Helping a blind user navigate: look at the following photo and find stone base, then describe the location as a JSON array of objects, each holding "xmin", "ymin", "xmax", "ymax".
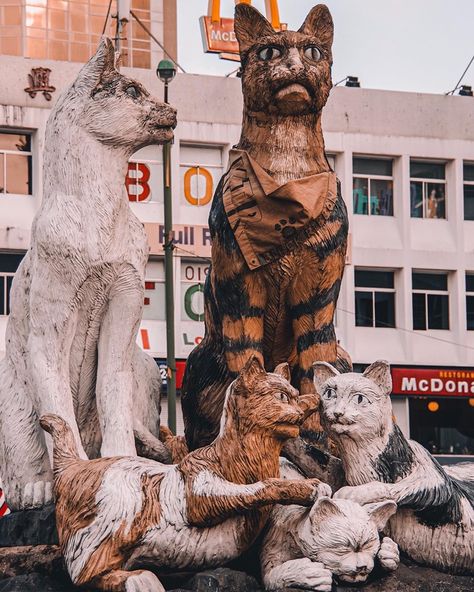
[{"xmin": 0, "ymin": 557, "xmax": 473, "ymax": 592}]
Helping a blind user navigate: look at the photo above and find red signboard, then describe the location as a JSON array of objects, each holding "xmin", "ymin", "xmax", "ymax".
[{"xmin": 391, "ymin": 367, "xmax": 474, "ymax": 397}]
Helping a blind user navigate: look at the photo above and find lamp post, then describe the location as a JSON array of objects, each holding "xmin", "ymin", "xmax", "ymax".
[{"xmin": 157, "ymin": 59, "xmax": 177, "ymax": 433}]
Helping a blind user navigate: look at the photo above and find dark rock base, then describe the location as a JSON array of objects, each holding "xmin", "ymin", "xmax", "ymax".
[{"xmin": 1, "ymin": 560, "xmax": 473, "ymax": 592}]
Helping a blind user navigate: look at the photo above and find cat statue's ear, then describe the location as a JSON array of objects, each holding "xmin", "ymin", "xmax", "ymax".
[
  {"xmin": 313, "ymin": 361, "xmax": 339, "ymax": 393},
  {"xmin": 365, "ymin": 500, "xmax": 397, "ymax": 531},
  {"xmin": 309, "ymin": 496, "xmax": 342, "ymax": 523},
  {"xmin": 274, "ymin": 362, "xmax": 291, "ymax": 382},
  {"xmin": 363, "ymin": 360, "xmax": 392, "ymax": 396},
  {"xmin": 74, "ymin": 37, "xmax": 116, "ymax": 94},
  {"xmin": 234, "ymin": 3, "xmax": 275, "ymax": 54},
  {"xmin": 239, "ymin": 355, "xmax": 266, "ymax": 388},
  {"xmin": 298, "ymin": 4, "xmax": 334, "ymax": 51}
]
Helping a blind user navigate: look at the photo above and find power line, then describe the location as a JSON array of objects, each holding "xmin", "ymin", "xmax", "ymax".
[
  {"xmin": 101, "ymin": 0, "xmax": 113, "ymax": 36},
  {"xmin": 336, "ymin": 305, "xmax": 474, "ymax": 352},
  {"xmin": 446, "ymin": 54, "xmax": 474, "ymax": 95},
  {"xmin": 130, "ymin": 10, "xmax": 186, "ymax": 73}
]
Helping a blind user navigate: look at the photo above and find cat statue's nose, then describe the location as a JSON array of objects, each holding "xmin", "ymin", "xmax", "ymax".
[{"xmin": 287, "ymin": 47, "xmax": 304, "ymax": 73}]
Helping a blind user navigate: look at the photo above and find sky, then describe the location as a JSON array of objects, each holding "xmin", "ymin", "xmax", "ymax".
[{"xmin": 177, "ymin": 0, "xmax": 474, "ymax": 95}]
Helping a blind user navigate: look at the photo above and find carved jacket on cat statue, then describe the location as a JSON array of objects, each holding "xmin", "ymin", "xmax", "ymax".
[
  {"xmin": 314, "ymin": 360, "xmax": 474, "ymax": 575},
  {"xmin": 182, "ymin": 3, "xmax": 349, "ymax": 452},
  {"xmin": 40, "ymin": 358, "xmax": 330, "ymax": 592}
]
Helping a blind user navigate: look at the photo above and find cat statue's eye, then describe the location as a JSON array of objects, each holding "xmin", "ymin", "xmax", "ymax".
[
  {"xmin": 322, "ymin": 387, "xmax": 336, "ymax": 400},
  {"xmin": 353, "ymin": 393, "xmax": 370, "ymax": 405},
  {"xmin": 276, "ymin": 392, "xmax": 289, "ymax": 403},
  {"xmin": 126, "ymin": 85, "xmax": 140, "ymax": 99},
  {"xmin": 304, "ymin": 45, "xmax": 322, "ymax": 62},
  {"xmin": 258, "ymin": 46, "xmax": 282, "ymax": 61}
]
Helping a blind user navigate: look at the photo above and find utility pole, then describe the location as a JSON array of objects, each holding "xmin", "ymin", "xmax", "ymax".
[{"xmin": 157, "ymin": 60, "xmax": 177, "ymax": 433}]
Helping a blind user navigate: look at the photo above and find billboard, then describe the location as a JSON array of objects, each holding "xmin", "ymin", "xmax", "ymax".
[
  {"xmin": 392, "ymin": 367, "xmax": 474, "ymax": 398},
  {"xmin": 200, "ymin": 0, "xmax": 283, "ymax": 60}
]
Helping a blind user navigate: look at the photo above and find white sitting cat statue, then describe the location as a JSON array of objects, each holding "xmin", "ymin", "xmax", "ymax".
[
  {"xmin": 261, "ymin": 460, "xmax": 399, "ymax": 590},
  {"xmin": 314, "ymin": 359, "xmax": 474, "ymax": 575}
]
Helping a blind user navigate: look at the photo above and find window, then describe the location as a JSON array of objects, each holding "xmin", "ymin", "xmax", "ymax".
[
  {"xmin": 0, "ymin": 131, "xmax": 32, "ymax": 196},
  {"xmin": 409, "ymin": 397, "xmax": 474, "ymax": 456},
  {"xmin": 142, "ymin": 262, "xmax": 165, "ymax": 321},
  {"xmin": 0, "ymin": 253, "xmax": 25, "ymax": 316},
  {"xmin": 412, "ymin": 272, "xmax": 449, "ymax": 330},
  {"xmin": 352, "ymin": 157, "xmax": 393, "ymax": 216},
  {"xmin": 1, "ymin": 1, "xmax": 151, "ymax": 68},
  {"xmin": 180, "ymin": 144, "xmax": 224, "ymax": 208},
  {"xmin": 181, "ymin": 261, "xmax": 209, "ymax": 322},
  {"xmin": 126, "ymin": 145, "xmax": 163, "ymax": 203},
  {"xmin": 354, "ymin": 269, "xmax": 395, "ymax": 328},
  {"xmin": 466, "ymin": 273, "xmax": 474, "ymax": 330},
  {"xmin": 463, "ymin": 163, "xmax": 474, "ymax": 221},
  {"xmin": 410, "ymin": 161, "xmax": 446, "ymax": 219}
]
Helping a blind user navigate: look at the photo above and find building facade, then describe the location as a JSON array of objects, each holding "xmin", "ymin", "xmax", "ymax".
[{"xmin": 0, "ymin": 0, "xmax": 473, "ymax": 456}]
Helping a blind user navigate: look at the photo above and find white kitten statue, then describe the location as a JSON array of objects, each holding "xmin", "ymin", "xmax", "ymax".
[
  {"xmin": 315, "ymin": 360, "xmax": 474, "ymax": 575},
  {"xmin": 261, "ymin": 460, "xmax": 399, "ymax": 590}
]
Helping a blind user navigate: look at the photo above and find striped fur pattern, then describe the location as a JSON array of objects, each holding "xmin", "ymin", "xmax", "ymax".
[
  {"xmin": 40, "ymin": 359, "xmax": 330, "ymax": 591},
  {"xmin": 182, "ymin": 4, "xmax": 349, "ymax": 451},
  {"xmin": 315, "ymin": 360, "xmax": 474, "ymax": 574},
  {"xmin": 261, "ymin": 461, "xmax": 399, "ymax": 590}
]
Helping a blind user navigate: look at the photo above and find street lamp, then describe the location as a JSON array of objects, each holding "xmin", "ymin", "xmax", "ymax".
[{"xmin": 156, "ymin": 58, "xmax": 177, "ymax": 434}]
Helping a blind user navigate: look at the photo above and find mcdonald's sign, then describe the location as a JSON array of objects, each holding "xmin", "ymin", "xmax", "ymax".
[{"xmin": 200, "ymin": 0, "xmax": 284, "ymax": 60}]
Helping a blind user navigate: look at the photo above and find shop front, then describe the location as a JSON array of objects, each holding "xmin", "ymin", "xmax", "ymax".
[{"xmin": 391, "ymin": 367, "xmax": 474, "ymax": 460}]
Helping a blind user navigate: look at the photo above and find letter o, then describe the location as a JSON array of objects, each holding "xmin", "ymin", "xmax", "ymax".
[
  {"xmin": 184, "ymin": 283, "xmax": 205, "ymax": 322},
  {"xmin": 184, "ymin": 166, "xmax": 213, "ymax": 207},
  {"xmin": 445, "ymin": 380, "xmax": 456, "ymax": 393}
]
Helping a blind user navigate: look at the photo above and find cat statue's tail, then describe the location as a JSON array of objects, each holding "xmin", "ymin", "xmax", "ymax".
[{"xmin": 40, "ymin": 414, "xmax": 80, "ymax": 476}]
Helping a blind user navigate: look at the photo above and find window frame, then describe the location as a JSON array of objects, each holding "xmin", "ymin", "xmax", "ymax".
[
  {"xmin": 463, "ymin": 162, "xmax": 474, "ymax": 221},
  {"xmin": 412, "ymin": 272, "xmax": 450, "ymax": 330},
  {"xmin": 354, "ymin": 269, "xmax": 396, "ymax": 328},
  {"xmin": 352, "ymin": 157, "xmax": 394, "ymax": 217},
  {"xmin": 409, "ymin": 160, "xmax": 447, "ymax": 220},
  {"xmin": 0, "ymin": 129, "xmax": 33, "ymax": 197},
  {"xmin": 466, "ymin": 272, "xmax": 474, "ymax": 331},
  {"xmin": 0, "ymin": 272, "xmax": 15, "ymax": 316}
]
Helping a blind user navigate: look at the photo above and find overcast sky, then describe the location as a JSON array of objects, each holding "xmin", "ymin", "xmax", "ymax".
[{"xmin": 177, "ymin": 0, "xmax": 474, "ymax": 95}]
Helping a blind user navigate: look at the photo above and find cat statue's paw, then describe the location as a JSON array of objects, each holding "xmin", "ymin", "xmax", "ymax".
[
  {"xmin": 378, "ymin": 536, "xmax": 400, "ymax": 571},
  {"xmin": 334, "ymin": 481, "xmax": 389, "ymax": 505},
  {"xmin": 22, "ymin": 480, "xmax": 54, "ymax": 508},
  {"xmin": 265, "ymin": 558, "xmax": 333, "ymax": 591},
  {"xmin": 125, "ymin": 570, "xmax": 165, "ymax": 592},
  {"xmin": 315, "ymin": 482, "xmax": 332, "ymax": 499}
]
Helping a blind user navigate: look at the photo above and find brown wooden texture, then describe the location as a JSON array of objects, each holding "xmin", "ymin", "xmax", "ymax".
[{"xmin": 182, "ymin": 4, "xmax": 350, "ymax": 453}]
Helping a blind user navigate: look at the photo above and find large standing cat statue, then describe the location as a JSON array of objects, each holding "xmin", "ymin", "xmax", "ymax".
[
  {"xmin": 182, "ymin": 3, "xmax": 349, "ymax": 451},
  {"xmin": 314, "ymin": 360, "xmax": 474, "ymax": 574},
  {"xmin": 0, "ymin": 39, "xmax": 175, "ymax": 510}
]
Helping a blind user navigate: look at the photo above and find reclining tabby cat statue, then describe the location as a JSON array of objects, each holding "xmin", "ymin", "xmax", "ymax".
[
  {"xmin": 315, "ymin": 360, "xmax": 474, "ymax": 575},
  {"xmin": 182, "ymin": 3, "xmax": 349, "ymax": 453},
  {"xmin": 40, "ymin": 358, "xmax": 330, "ymax": 591}
]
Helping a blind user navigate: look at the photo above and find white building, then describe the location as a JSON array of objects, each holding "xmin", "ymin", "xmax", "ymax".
[{"xmin": 0, "ymin": 0, "xmax": 473, "ymax": 457}]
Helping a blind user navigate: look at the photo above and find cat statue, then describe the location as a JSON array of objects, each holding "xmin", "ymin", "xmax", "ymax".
[
  {"xmin": 0, "ymin": 39, "xmax": 175, "ymax": 510},
  {"xmin": 40, "ymin": 358, "xmax": 330, "ymax": 592},
  {"xmin": 260, "ymin": 459, "xmax": 399, "ymax": 590},
  {"xmin": 314, "ymin": 360, "xmax": 474, "ymax": 575},
  {"xmin": 182, "ymin": 3, "xmax": 350, "ymax": 452}
]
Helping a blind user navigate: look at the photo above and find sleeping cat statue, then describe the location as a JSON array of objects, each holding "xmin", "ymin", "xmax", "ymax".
[
  {"xmin": 314, "ymin": 359, "xmax": 474, "ymax": 575},
  {"xmin": 261, "ymin": 459, "xmax": 399, "ymax": 590}
]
